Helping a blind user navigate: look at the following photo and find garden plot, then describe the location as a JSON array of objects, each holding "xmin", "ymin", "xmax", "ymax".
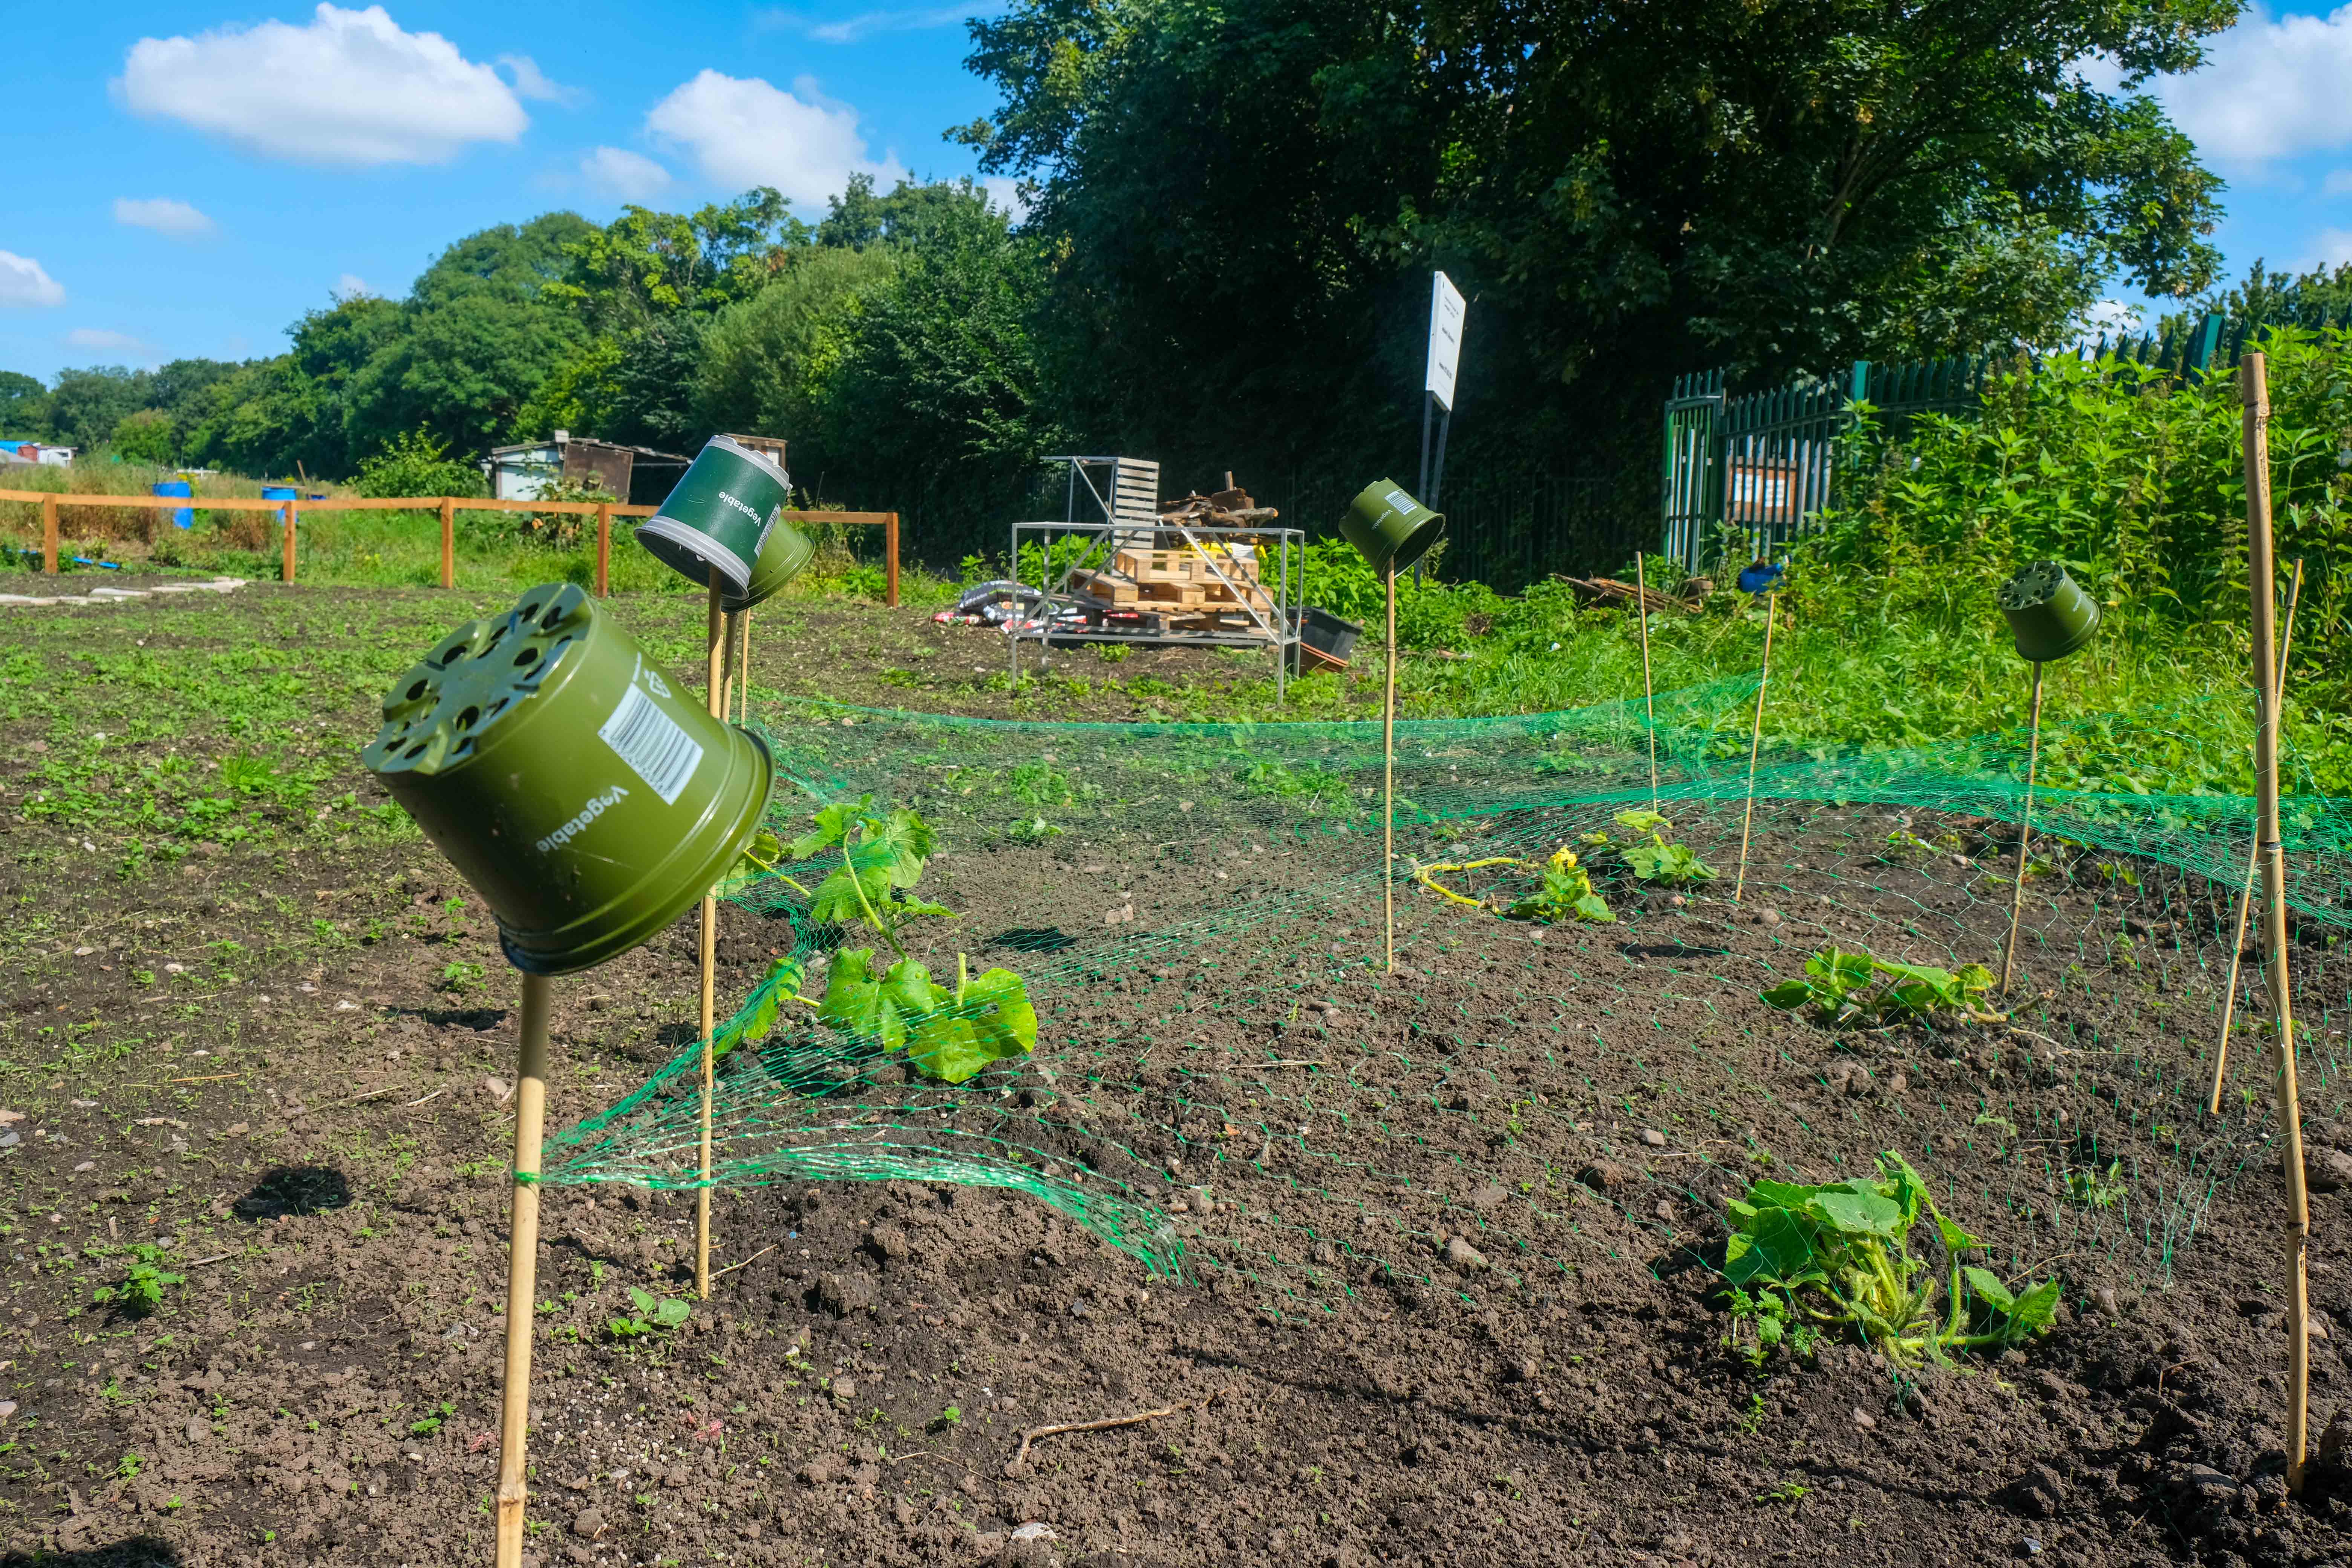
[{"xmin": 0, "ymin": 583, "xmax": 2348, "ymax": 1568}]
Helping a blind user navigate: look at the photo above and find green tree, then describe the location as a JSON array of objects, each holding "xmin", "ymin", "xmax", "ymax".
[
  {"xmin": 812, "ymin": 196, "xmax": 1059, "ymax": 551},
  {"xmin": 962, "ymin": 0, "xmax": 2235, "ymax": 473},
  {"xmin": 0, "ymin": 370, "xmax": 47, "ymax": 436},
  {"xmin": 695, "ymin": 245, "xmax": 900, "ymax": 442},
  {"xmin": 110, "ymin": 408, "xmax": 177, "ymax": 466},
  {"xmin": 46, "ymin": 368, "xmax": 154, "ymax": 453}
]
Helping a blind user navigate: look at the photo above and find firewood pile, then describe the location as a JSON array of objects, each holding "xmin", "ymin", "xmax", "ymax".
[{"xmin": 1155, "ymin": 481, "xmax": 1280, "ymax": 528}]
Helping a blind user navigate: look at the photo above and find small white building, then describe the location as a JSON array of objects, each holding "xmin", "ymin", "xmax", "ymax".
[
  {"xmin": 0, "ymin": 441, "xmax": 74, "ymax": 467},
  {"xmin": 481, "ymin": 430, "xmax": 691, "ymax": 504}
]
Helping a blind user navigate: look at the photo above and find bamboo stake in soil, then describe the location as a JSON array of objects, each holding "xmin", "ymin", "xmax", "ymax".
[
  {"xmin": 1997, "ymin": 660, "xmax": 2048, "ymax": 998},
  {"xmin": 1634, "ymin": 553, "xmax": 1658, "ymax": 810},
  {"xmin": 697, "ymin": 570, "xmax": 723, "ymax": 1300},
  {"xmin": 1733, "ymin": 590, "xmax": 1777, "ymax": 904},
  {"xmin": 2241, "ymin": 352, "xmax": 2312, "ymax": 1492},
  {"xmin": 1383, "ymin": 562, "xmax": 1397, "ymax": 973},
  {"xmin": 2208, "ymin": 558, "xmax": 2304, "ymax": 1116},
  {"xmin": 493, "ymin": 970, "xmax": 553, "ymax": 1568},
  {"xmin": 737, "ymin": 609, "xmax": 753, "ymax": 725}
]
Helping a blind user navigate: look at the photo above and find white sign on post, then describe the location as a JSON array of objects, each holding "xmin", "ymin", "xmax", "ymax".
[{"xmin": 1424, "ymin": 271, "xmax": 1467, "ymax": 412}]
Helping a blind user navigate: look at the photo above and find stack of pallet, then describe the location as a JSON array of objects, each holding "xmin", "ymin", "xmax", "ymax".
[{"xmin": 1070, "ymin": 542, "xmax": 1277, "ymax": 625}]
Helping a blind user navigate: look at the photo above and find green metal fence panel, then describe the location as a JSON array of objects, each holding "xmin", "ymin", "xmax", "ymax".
[{"xmin": 1661, "ymin": 314, "xmax": 2238, "ymax": 572}]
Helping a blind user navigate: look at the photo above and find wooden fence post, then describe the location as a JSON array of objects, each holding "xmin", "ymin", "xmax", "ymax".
[
  {"xmin": 282, "ymin": 498, "xmax": 297, "ymax": 585},
  {"xmin": 41, "ymin": 494, "xmax": 58, "ymax": 574},
  {"xmin": 439, "ymin": 498, "xmax": 456, "ymax": 591},
  {"xmin": 595, "ymin": 504, "xmax": 611, "ymax": 597},
  {"xmin": 885, "ymin": 511, "xmax": 900, "ymax": 607}
]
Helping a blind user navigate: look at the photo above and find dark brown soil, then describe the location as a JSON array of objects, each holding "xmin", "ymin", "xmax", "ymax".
[{"xmin": 2, "ymin": 584, "xmax": 2349, "ymax": 1568}]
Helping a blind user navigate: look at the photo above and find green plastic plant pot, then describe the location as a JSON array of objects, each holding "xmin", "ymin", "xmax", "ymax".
[
  {"xmin": 1340, "ymin": 479, "xmax": 1445, "ymax": 576},
  {"xmin": 362, "ymin": 582, "xmax": 775, "ymax": 975},
  {"xmin": 721, "ymin": 512, "xmax": 816, "ymax": 613},
  {"xmin": 636, "ymin": 435, "xmax": 794, "ymax": 598},
  {"xmin": 1997, "ymin": 560, "xmax": 2102, "ymax": 663}
]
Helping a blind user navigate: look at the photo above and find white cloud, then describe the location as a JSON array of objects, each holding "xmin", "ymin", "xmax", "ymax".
[
  {"xmin": 118, "ymin": 4, "xmax": 528, "ymax": 167},
  {"xmin": 2324, "ymin": 168, "xmax": 2352, "ymax": 196},
  {"xmin": 2082, "ymin": 298, "xmax": 2145, "ymax": 338},
  {"xmin": 645, "ymin": 70, "xmax": 905, "ymax": 210},
  {"xmin": 499, "ymin": 53, "xmax": 582, "ymax": 106},
  {"xmin": 2158, "ymin": 4, "xmax": 2352, "ymax": 164},
  {"xmin": 65, "ymin": 328, "xmax": 151, "ymax": 354},
  {"xmin": 582, "ymin": 145, "xmax": 672, "ymax": 201},
  {"xmin": 113, "ymin": 196, "xmax": 216, "ymax": 239},
  {"xmin": 980, "ymin": 175, "xmax": 1029, "ymax": 222},
  {"xmin": 0, "ymin": 251, "xmax": 64, "ymax": 308},
  {"xmin": 335, "ymin": 273, "xmax": 374, "ymax": 299},
  {"xmin": 2308, "ymin": 228, "xmax": 2352, "ymax": 269},
  {"xmin": 763, "ymin": 3, "xmax": 1003, "ymax": 45}
]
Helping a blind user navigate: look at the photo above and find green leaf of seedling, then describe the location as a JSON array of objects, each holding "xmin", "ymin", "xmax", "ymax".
[
  {"xmin": 1932, "ymin": 1211, "xmax": 1982, "ymax": 1253},
  {"xmin": 1612, "ymin": 809, "xmax": 1670, "ymax": 836},
  {"xmin": 1760, "ymin": 980, "xmax": 1815, "ymax": 1011},
  {"xmin": 1805, "ymin": 1182, "xmax": 1905, "ymax": 1239},
  {"xmin": 651, "ymin": 1298, "xmax": 692, "ymax": 1330},
  {"xmin": 1573, "ymin": 892, "xmax": 1616, "ymax": 923},
  {"xmin": 627, "ymin": 1287, "xmax": 655, "ymax": 1315},
  {"xmin": 810, "ymin": 861, "xmax": 893, "ymax": 928},
  {"xmin": 1962, "ymin": 1266, "xmax": 2015, "ymax": 1314},
  {"xmin": 2007, "ymin": 1279, "xmax": 2061, "ymax": 1337},
  {"xmin": 818, "ymin": 949, "xmax": 907, "ymax": 1052},
  {"xmin": 866, "ymin": 807, "xmax": 937, "ymax": 889},
  {"xmin": 710, "ymin": 957, "xmax": 801, "ymax": 1061},
  {"xmin": 788, "ymin": 798, "xmax": 871, "ymax": 861}
]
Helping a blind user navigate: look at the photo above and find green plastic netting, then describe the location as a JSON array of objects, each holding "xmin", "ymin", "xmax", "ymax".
[{"xmin": 536, "ymin": 674, "xmax": 2352, "ymax": 1321}]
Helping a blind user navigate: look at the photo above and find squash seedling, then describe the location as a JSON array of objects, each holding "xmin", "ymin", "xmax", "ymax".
[
  {"xmin": 1761, "ymin": 945, "xmax": 2000, "ymax": 1026},
  {"xmin": 609, "ymin": 1287, "xmax": 693, "ymax": 1340},
  {"xmin": 1414, "ymin": 845, "xmax": 1615, "ymax": 925},
  {"xmin": 723, "ymin": 798, "xmax": 1038, "ymax": 1085},
  {"xmin": 1582, "ymin": 809, "xmax": 1717, "ymax": 885},
  {"xmin": 1723, "ymin": 1151, "xmax": 2059, "ymax": 1369}
]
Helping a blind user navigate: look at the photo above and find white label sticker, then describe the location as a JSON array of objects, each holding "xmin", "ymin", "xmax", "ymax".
[{"xmin": 599, "ymin": 683, "xmax": 702, "ymax": 805}]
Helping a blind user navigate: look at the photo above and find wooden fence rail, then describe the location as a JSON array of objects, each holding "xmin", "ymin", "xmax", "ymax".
[{"xmin": 0, "ymin": 491, "xmax": 900, "ymax": 606}]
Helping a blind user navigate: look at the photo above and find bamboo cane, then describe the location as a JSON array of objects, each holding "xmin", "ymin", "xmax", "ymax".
[
  {"xmin": 1997, "ymin": 660, "xmax": 2047, "ymax": 997},
  {"xmin": 1383, "ymin": 562, "xmax": 1397, "ymax": 974},
  {"xmin": 2207, "ymin": 558, "xmax": 2303, "ymax": 1116},
  {"xmin": 737, "ymin": 609, "xmax": 753, "ymax": 725},
  {"xmin": 697, "ymin": 571, "xmax": 723, "ymax": 1299},
  {"xmin": 1733, "ymin": 591, "xmax": 1778, "ymax": 904},
  {"xmin": 492, "ymin": 971, "xmax": 553, "ymax": 1568},
  {"xmin": 1634, "ymin": 553, "xmax": 1659, "ymax": 810},
  {"xmin": 2241, "ymin": 352, "xmax": 2312, "ymax": 1492}
]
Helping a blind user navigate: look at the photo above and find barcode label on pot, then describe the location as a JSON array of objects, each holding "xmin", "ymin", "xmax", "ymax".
[{"xmin": 599, "ymin": 684, "xmax": 702, "ymax": 805}]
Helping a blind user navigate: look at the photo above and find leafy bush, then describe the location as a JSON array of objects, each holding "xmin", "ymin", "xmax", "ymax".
[
  {"xmin": 1580, "ymin": 809, "xmax": 1718, "ymax": 884},
  {"xmin": 352, "ymin": 429, "xmax": 485, "ymax": 500}
]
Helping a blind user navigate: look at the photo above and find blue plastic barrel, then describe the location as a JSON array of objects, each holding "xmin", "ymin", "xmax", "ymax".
[
  {"xmin": 153, "ymin": 481, "xmax": 193, "ymax": 530},
  {"xmin": 262, "ymin": 485, "xmax": 297, "ymax": 526}
]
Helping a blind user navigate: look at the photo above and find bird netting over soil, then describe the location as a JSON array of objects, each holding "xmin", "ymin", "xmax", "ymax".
[{"xmin": 538, "ymin": 676, "xmax": 2352, "ymax": 1349}]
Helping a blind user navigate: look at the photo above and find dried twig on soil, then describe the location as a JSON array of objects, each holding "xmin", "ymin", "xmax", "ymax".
[
  {"xmin": 1012, "ymin": 1385, "xmax": 1233, "ymax": 1468},
  {"xmin": 710, "ymin": 1245, "xmax": 775, "ymax": 1281}
]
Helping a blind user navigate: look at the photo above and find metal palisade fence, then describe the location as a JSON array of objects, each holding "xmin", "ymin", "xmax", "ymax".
[{"xmin": 1661, "ymin": 311, "xmax": 2242, "ymax": 574}]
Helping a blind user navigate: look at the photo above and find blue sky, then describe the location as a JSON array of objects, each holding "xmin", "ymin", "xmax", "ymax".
[
  {"xmin": 0, "ymin": 2, "xmax": 1010, "ymax": 380},
  {"xmin": 6, "ymin": 2, "xmax": 2352, "ymax": 381}
]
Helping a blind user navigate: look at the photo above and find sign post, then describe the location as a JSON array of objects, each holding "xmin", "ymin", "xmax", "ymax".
[{"xmin": 1417, "ymin": 272, "xmax": 1467, "ymax": 584}]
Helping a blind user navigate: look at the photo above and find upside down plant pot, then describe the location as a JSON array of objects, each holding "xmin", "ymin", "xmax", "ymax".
[
  {"xmin": 1997, "ymin": 560, "xmax": 2102, "ymax": 663},
  {"xmin": 1341, "ymin": 479, "xmax": 1446, "ymax": 576},
  {"xmin": 635, "ymin": 435, "xmax": 796, "ymax": 598},
  {"xmin": 361, "ymin": 581, "xmax": 775, "ymax": 975},
  {"xmin": 722, "ymin": 511, "xmax": 817, "ymax": 613}
]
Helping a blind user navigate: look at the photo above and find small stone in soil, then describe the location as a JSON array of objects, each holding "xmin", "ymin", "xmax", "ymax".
[{"xmin": 1640, "ymin": 1128, "xmax": 1666, "ymax": 1147}]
